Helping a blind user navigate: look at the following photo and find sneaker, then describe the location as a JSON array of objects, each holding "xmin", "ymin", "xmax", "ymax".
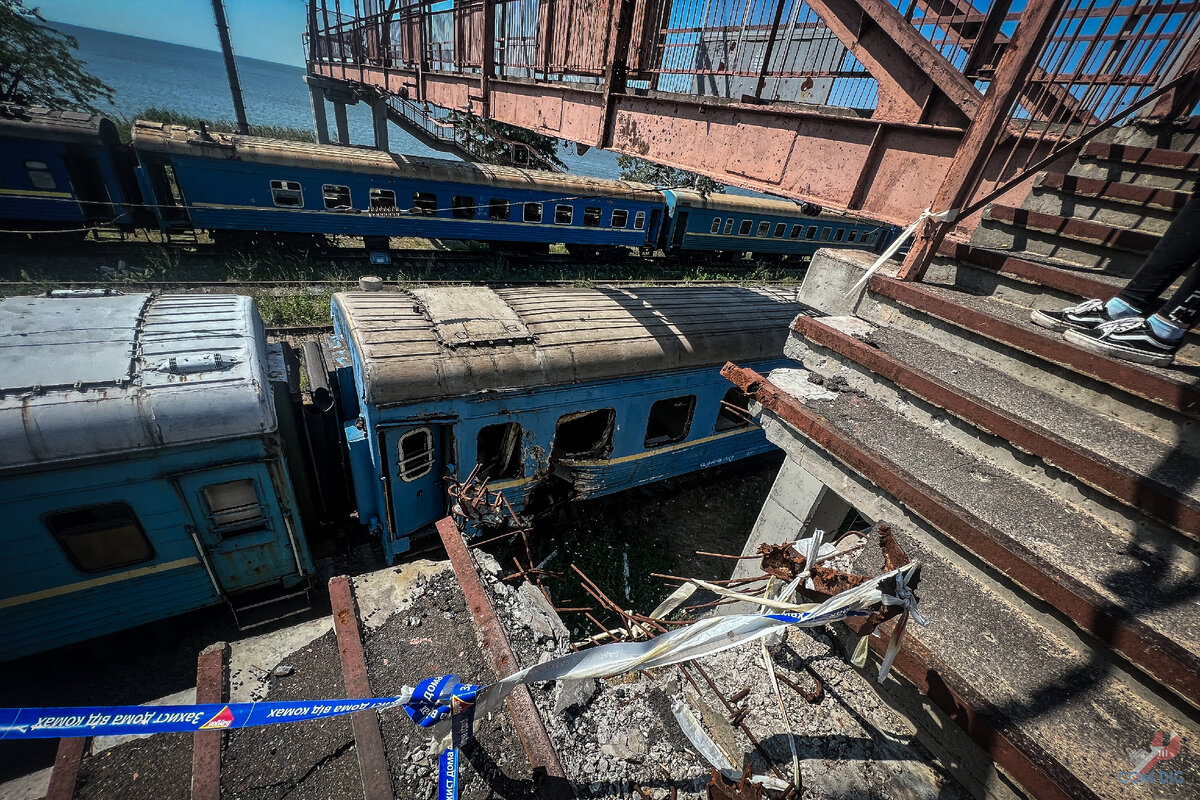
[
  {"xmin": 1031, "ymin": 298, "xmax": 1113, "ymax": 332},
  {"xmin": 1063, "ymin": 317, "xmax": 1180, "ymax": 367}
]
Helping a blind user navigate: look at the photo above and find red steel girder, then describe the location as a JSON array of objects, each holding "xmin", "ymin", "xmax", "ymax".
[{"xmin": 191, "ymin": 642, "xmax": 229, "ymax": 800}]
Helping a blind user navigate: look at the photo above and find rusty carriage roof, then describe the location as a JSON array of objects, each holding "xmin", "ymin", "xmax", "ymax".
[
  {"xmin": 333, "ymin": 286, "xmax": 801, "ymax": 406},
  {"xmin": 0, "ymin": 292, "xmax": 277, "ymax": 470},
  {"xmin": 132, "ymin": 121, "xmax": 664, "ymax": 200}
]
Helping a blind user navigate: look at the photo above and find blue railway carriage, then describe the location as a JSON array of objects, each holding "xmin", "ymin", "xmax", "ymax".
[
  {"xmin": 0, "ymin": 292, "xmax": 315, "ymax": 661},
  {"xmin": 130, "ymin": 121, "xmax": 667, "ymax": 250},
  {"xmin": 0, "ymin": 106, "xmax": 141, "ymax": 234},
  {"xmin": 325, "ymin": 286, "xmax": 800, "ymax": 560},
  {"xmin": 663, "ymin": 189, "xmax": 895, "ymax": 259}
]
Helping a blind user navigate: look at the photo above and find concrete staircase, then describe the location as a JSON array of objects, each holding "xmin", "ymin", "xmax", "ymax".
[{"xmin": 736, "ymin": 123, "xmax": 1200, "ymax": 800}]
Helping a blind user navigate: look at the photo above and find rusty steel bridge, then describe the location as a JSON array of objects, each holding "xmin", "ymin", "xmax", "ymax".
[{"xmin": 303, "ymin": 0, "xmax": 1200, "ymax": 279}]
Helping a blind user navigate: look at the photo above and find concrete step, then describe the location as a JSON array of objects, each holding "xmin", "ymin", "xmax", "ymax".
[
  {"xmin": 792, "ymin": 315, "xmax": 1200, "ymax": 541},
  {"xmin": 928, "ymin": 243, "xmax": 1200, "ymax": 363},
  {"xmin": 863, "ymin": 275, "xmax": 1200, "ymax": 423},
  {"xmin": 1072, "ymin": 141, "xmax": 1200, "ymax": 192},
  {"xmin": 741, "ymin": 369, "xmax": 1200, "ymax": 798},
  {"xmin": 970, "ymin": 204, "xmax": 1158, "ymax": 275},
  {"xmin": 1112, "ymin": 116, "xmax": 1200, "ymax": 153},
  {"xmin": 1023, "ymin": 172, "xmax": 1187, "ymax": 235}
]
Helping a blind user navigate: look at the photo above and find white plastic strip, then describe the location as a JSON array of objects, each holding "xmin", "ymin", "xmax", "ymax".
[{"xmin": 844, "ymin": 207, "xmax": 959, "ymax": 297}]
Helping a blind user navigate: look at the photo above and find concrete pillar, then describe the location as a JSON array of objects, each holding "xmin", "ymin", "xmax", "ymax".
[
  {"xmin": 333, "ymin": 101, "xmax": 350, "ymax": 145},
  {"xmin": 728, "ymin": 457, "xmax": 853, "ymax": 584},
  {"xmin": 371, "ymin": 98, "xmax": 389, "ymax": 151},
  {"xmin": 309, "ymin": 85, "xmax": 331, "ymax": 145}
]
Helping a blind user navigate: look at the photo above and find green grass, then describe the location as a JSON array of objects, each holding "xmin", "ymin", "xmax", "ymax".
[
  {"xmin": 250, "ymin": 289, "xmax": 336, "ymax": 328},
  {"xmin": 115, "ymin": 106, "xmax": 315, "ymax": 143}
]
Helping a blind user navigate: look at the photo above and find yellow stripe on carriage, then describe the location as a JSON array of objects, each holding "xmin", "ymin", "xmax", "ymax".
[
  {"xmin": 0, "ymin": 188, "xmax": 75, "ymax": 198},
  {"xmin": 0, "ymin": 556, "xmax": 201, "ymax": 610}
]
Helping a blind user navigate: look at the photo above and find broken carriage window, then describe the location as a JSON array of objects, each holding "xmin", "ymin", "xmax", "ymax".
[
  {"xmin": 476, "ymin": 422, "xmax": 523, "ymax": 480},
  {"xmin": 774, "ymin": 222, "xmax": 786, "ymax": 237},
  {"xmin": 370, "ymin": 188, "xmax": 396, "ymax": 209},
  {"xmin": 805, "ymin": 226, "xmax": 817, "ymax": 239},
  {"xmin": 644, "ymin": 395, "xmax": 696, "ymax": 448},
  {"xmin": 710, "ymin": 217, "xmax": 722, "ymax": 234},
  {"xmin": 554, "ymin": 204, "xmax": 574, "ymax": 224},
  {"xmin": 715, "ymin": 387, "xmax": 752, "ymax": 432},
  {"xmin": 848, "ymin": 229, "xmax": 859, "ymax": 242},
  {"xmin": 397, "ymin": 428, "xmax": 435, "ymax": 481},
  {"xmin": 412, "ymin": 191, "xmax": 438, "ymax": 215},
  {"xmin": 488, "ymin": 198, "xmax": 510, "ymax": 220},
  {"xmin": 201, "ymin": 478, "xmax": 270, "ymax": 536},
  {"xmin": 738, "ymin": 220, "xmax": 752, "ymax": 235},
  {"xmin": 633, "ymin": 210, "xmax": 646, "ymax": 229},
  {"xmin": 723, "ymin": 219, "xmax": 734, "ymax": 235},
  {"xmin": 523, "ymin": 202, "xmax": 543, "ymax": 222},
  {"xmin": 834, "ymin": 227, "xmax": 846, "ymax": 241},
  {"xmin": 611, "ymin": 208, "xmax": 629, "ymax": 228},
  {"xmin": 583, "ymin": 206, "xmax": 602, "ymax": 227},
  {"xmin": 270, "ymin": 179, "xmax": 303, "ymax": 207},
  {"xmin": 552, "ymin": 408, "xmax": 615, "ymax": 460},
  {"xmin": 756, "ymin": 221, "xmax": 770, "ymax": 237},
  {"xmin": 790, "ymin": 225, "xmax": 802, "ymax": 238},
  {"xmin": 45, "ymin": 502, "xmax": 154, "ymax": 573},
  {"xmin": 452, "ymin": 195, "xmax": 476, "ymax": 218},
  {"xmin": 322, "ymin": 184, "xmax": 352, "ymax": 210}
]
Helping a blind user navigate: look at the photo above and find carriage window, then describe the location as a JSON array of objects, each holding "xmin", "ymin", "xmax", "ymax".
[
  {"xmin": 645, "ymin": 395, "xmax": 695, "ymax": 448},
  {"xmin": 552, "ymin": 409, "xmax": 615, "ymax": 460},
  {"xmin": 738, "ymin": 220, "xmax": 752, "ymax": 235},
  {"xmin": 756, "ymin": 222, "xmax": 770, "ymax": 237},
  {"xmin": 397, "ymin": 428, "xmax": 435, "ymax": 481},
  {"xmin": 715, "ymin": 387, "xmax": 752, "ymax": 431},
  {"xmin": 523, "ymin": 202, "xmax": 542, "ymax": 222},
  {"xmin": 710, "ymin": 218, "xmax": 722, "ymax": 234},
  {"xmin": 452, "ymin": 195, "xmax": 476, "ymax": 218},
  {"xmin": 805, "ymin": 226, "xmax": 817, "ymax": 239},
  {"xmin": 488, "ymin": 198, "xmax": 510, "ymax": 220},
  {"xmin": 633, "ymin": 210, "xmax": 646, "ymax": 230},
  {"xmin": 583, "ymin": 206, "xmax": 602, "ymax": 227},
  {"xmin": 322, "ymin": 184, "xmax": 352, "ymax": 210},
  {"xmin": 790, "ymin": 225, "xmax": 802, "ymax": 238},
  {"xmin": 25, "ymin": 160, "xmax": 56, "ymax": 190},
  {"xmin": 201, "ymin": 479, "xmax": 270, "ymax": 536},
  {"xmin": 611, "ymin": 209, "xmax": 629, "ymax": 228},
  {"xmin": 270, "ymin": 179, "xmax": 303, "ymax": 207},
  {"xmin": 834, "ymin": 228, "xmax": 846, "ymax": 241},
  {"xmin": 774, "ymin": 223, "xmax": 786, "ymax": 237},
  {"xmin": 820, "ymin": 227, "xmax": 832, "ymax": 241},
  {"xmin": 554, "ymin": 204, "xmax": 574, "ymax": 225},
  {"xmin": 848, "ymin": 229, "xmax": 859, "ymax": 242},
  {"xmin": 723, "ymin": 219, "xmax": 734, "ymax": 235},
  {"xmin": 369, "ymin": 188, "xmax": 396, "ymax": 209},
  {"xmin": 477, "ymin": 422, "xmax": 523, "ymax": 480},
  {"xmin": 867, "ymin": 231, "xmax": 879, "ymax": 244},
  {"xmin": 412, "ymin": 192, "xmax": 438, "ymax": 215},
  {"xmin": 46, "ymin": 502, "xmax": 154, "ymax": 573}
]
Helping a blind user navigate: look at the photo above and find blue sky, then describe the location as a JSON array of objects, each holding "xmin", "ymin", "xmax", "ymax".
[{"xmin": 38, "ymin": 0, "xmax": 309, "ymax": 66}]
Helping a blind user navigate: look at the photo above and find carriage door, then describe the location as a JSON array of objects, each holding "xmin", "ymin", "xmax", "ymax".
[
  {"xmin": 384, "ymin": 425, "xmax": 447, "ymax": 540},
  {"xmin": 177, "ymin": 464, "xmax": 299, "ymax": 593},
  {"xmin": 670, "ymin": 212, "xmax": 689, "ymax": 250}
]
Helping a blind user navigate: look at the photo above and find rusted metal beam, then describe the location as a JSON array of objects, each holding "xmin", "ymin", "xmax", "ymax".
[
  {"xmin": 869, "ymin": 274, "xmax": 1200, "ymax": 414},
  {"xmin": 897, "ymin": 0, "xmax": 1066, "ymax": 281},
  {"xmin": 191, "ymin": 642, "xmax": 229, "ymax": 800},
  {"xmin": 1149, "ymin": 23, "xmax": 1200, "ymax": 118},
  {"xmin": 722, "ymin": 362, "xmax": 1200, "ymax": 733},
  {"xmin": 600, "ymin": 0, "xmax": 639, "ymax": 148},
  {"xmin": 481, "ymin": 0, "xmax": 495, "ymax": 116},
  {"xmin": 793, "ymin": 315, "xmax": 1200, "ymax": 540},
  {"xmin": 938, "ymin": 241, "xmax": 1120, "ymax": 300},
  {"xmin": 45, "ymin": 736, "xmax": 88, "ymax": 800},
  {"xmin": 329, "ymin": 576, "xmax": 393, "ymax": 800},
  {"xmin": 435, "ymin": 517, "xmax": 574, "ymax": 800},
  {"xmin": 799, "ymin": 0, "xmax": 980, "ymax": 124}
]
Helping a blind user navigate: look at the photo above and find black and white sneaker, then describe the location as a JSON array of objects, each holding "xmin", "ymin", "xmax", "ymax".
[
  {"xmin": 1031, "ymin": 298, "xmax": 1115, "ymax": 332},
  {"xmin": 1063, "ymin": 317, "xmax": 1180, "ymax": 367}
]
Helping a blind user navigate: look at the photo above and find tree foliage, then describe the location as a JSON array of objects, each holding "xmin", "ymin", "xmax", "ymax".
[
  {"xmin": 447, "ymin": 112, "xmax": 567, "ymax": 171},
  {"xmin": 616, "ymin": 154, "xmax": 726, "ymax": 194},
  {"xmin": 0, "ymin": 1, "xmax": 112, "ymax": 112}
]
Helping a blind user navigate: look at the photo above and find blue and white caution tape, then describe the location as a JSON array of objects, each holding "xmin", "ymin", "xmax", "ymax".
[{"xmin": 0, "ymin": 697, "xmax": 404, "ymax": 740}]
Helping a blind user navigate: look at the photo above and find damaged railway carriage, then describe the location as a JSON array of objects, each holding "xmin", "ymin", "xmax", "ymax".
[
  {"xmin": 0, "ymin": 293, "xmax": 314, "ymax": 661},
  {"xmin": 325, "ymin": 286, "xmax": 800, "ymax": 559}
]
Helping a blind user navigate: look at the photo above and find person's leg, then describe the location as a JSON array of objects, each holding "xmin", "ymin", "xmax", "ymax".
[{"xmin": 1116, "ymin": 190, "xmax": 1200, "ymax": 312}]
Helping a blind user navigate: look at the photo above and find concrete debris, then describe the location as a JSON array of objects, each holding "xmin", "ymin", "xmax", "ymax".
[
  {"xmin": 514, "ymin": 581, "xmax": 570, "ymax": 645},
  {"xmin": 552, "ymin": 677, "xmax": 600, "ymax": 715}
]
